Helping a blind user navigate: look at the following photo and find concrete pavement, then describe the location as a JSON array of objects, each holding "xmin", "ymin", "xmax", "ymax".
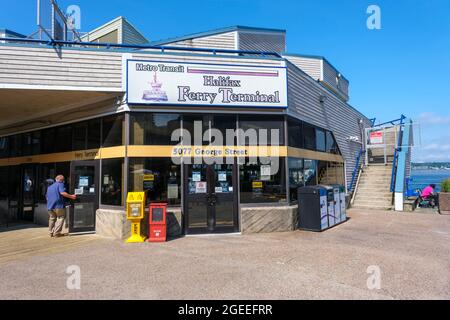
[{"xmin": 0, "ymin": 209, "xmax": 449, "ymax": 299}]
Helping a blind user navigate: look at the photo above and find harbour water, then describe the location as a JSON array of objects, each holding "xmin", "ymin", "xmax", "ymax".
[{"xmin": 409, "ymin": 169, "xmax": 450, "ymax": 192}]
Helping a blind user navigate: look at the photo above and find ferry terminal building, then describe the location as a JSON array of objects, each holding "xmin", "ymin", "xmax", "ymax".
[{"xmin": 0, "ymin": 18, "xmax": 372, "ymax": 237}]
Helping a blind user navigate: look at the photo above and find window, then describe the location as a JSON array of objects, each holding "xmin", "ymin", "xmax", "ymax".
[
  {"xmin": 0, "ymin": 137, "xmax": 9, "ymax": 158},
  {"xmin": 55, "ymin": 126, "xmax": 73, "ymax": 152},
  {"xmin": 303, "ymin": 123, "xmax": 316, "ymax": 150},
  {"xmin": 182, "ymin": 114, "xmax": 210, "ymax": 145},
  {"xmin": 87, "ymin": 119, "xmax": 101, "ymax": 149},
  {"xmin": 239, "ymin": 157, "xmax": 286, "ymax": 203},
  {"xmin": 0, "ymin": 167, "xmax": 9, "ymax": 217},
  {"xmin": 326, "ymin": 131, "xmax": 339, "ymax": 154},
  {"xmin": 287, "ymin": 118, "xmax": 303, "ymax": 148},
  {"xmin": 102, "ymin": 115, "xmax": 124, "ymax": 147},
  {"xmin": 128, "ymin": 158, "xmax": 181, "ymax": 206},
  {"xmin": 316, "ymin": 129, "xmax": 326, "ymax": 152},
  {"xmin": 101, "ymin": 159, "xmax": 123, "ymax": 206},
  {"xmin": 288, "ymin": 158, "xmax": 304, "ymax": 202},
  {"xmin": 73, "ymin": 123, "xmax": 88, "ymax": 151},
  {"xmin": 130, "ymin": 113, "xmax": 181, "ymax": 145},
  {"xmin": 31, "ymin": 131, "xmax": 41, "ymax": 155},
  {"xmin": 41, "ymin": 128, "xmax": 56, "ymax": 154},
  {"xmin": 304, "ymin": 159, "xmax": 317, "ymax": 186},
  {"xmin": 211, "ymin": 115, "xmax": 237, "ymax": 145},
  {"xmin": 238, "ymin": 115, "xmax": 284, "ymax": 146}
]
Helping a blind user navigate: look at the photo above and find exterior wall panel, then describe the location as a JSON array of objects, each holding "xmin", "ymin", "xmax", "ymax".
[
  {"xmin": 286, "ymin": 61, "xmax": 371, "ymax": 187},
  {"xmin": 238, "ymin": 31, "xmax": 286, "ymax": 54},
  {"xmin": 161, "ymin": 31, "xmax": 237, "ymax": 50}
]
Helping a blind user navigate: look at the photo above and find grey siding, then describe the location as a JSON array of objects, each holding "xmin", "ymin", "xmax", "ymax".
[
  {"xmin": 286, "ymin": 61, "xmax": 371, "ymax": 188},
  {"xmin": 0, "ymin": 45, "xmax": 122, "ymax": 89},
  {"xmin": 122, "ymin": 20, "xmax": 148, "ymax": 45},
  {"xmin": 161, "ymin": 31, "xmax": 237, "ymax": 50},
  {"xmin": 238, "ymin": 31, "xmax": 286, "ymax": 54},
  {"xmin": 283, "ymin": 55, "xmax": 322, "ymax": 81},
  {"xmin": 322, "ymin": 59, "xmax": 349, "ymax": 101}
]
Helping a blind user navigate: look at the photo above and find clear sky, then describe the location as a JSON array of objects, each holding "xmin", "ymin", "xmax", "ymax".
[{"xmin": 1, "ymin": 0, "xmax": 449, "ymax": 162}]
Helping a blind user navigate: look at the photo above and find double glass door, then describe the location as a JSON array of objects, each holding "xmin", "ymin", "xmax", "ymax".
[
  {"xmin": 184, "ymin": 161, "xmax": 238, "ymax": 234},
  {"xmin": 69, "ymin": 161, "xmax": 99, "ymax": 233}
]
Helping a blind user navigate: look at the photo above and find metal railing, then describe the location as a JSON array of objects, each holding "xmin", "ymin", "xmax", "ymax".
[
  {"xmin": 348, "ymin": 147, "xmax": 365, "ymax": 193},
  {"xmin": 389, "ymin": 115, "xmax": 406, "ymax": 192},
  {"xmin": 0, "ymin": 37, "xmax": 283, "ymax": 58}
]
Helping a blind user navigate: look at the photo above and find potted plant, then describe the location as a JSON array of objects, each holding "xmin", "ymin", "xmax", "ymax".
[{"xmin": 439, "ymin": 178, "xmax": 450, "ymax": 214}]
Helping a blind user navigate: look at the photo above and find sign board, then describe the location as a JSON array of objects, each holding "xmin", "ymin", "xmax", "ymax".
[
  {"xmin": 127, "ymin": 60, "xmax": 288, "ymax": 108},
  {"xmin": 370, "ymin": 131, "xmax": 383, "ymax": 144}
]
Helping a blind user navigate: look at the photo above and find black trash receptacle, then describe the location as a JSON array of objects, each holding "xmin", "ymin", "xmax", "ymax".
[{"xmin": 297, "ymin": 186, "xmax": 329, "ymax": 231}]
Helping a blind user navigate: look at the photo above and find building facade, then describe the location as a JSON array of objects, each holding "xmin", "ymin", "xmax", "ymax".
[{"xmin": 0, "ymin": 19, "xmax": 372, "ymax": 238}]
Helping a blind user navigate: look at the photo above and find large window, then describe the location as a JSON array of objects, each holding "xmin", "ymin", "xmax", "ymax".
[
  {"xmin": 38, "ymin": 163, "xmax": 56, "ymax": 203},
  {"xmin": 287, "ymin": 118, "xmax": 303, "ymax": 148},
  {"xmin": 239, "ymin": 157, "xmax": 286, "ymax": 203},
  {"xmin": 102, "ymin": 115, "xmax": 124, "ymax": 147},
  {"xmin": 55, "ymin": 125, "xmax": 73, "ymax": 152},
  {"xmin": 101, "ymin": 159, "xmax": 123, "ymax": 206},
  {"xmin": 288, "ymin": 158, "xmax": 304, "ymax": 201},
  {"xmin": 303, "ymin": 123, "xmax": 316, "ymax": 150},
  {"xmin": 128, "ymin": 158, "xmax": 181, "ymax": 206},
  {"xmin": 130, "ymin": 113, "xmax": 181, "ymax": 145},
  {"xmin": 316, "ymin": 129, "xmax": 326, "ymax": 152},
  {"xmin": 326, "ymin": 131, "xmax": 340, "ymax": 154},
  {"xmin": 0, "ymin": 137, "xmax": 9, "ymax": 158},
  {"xmin": 304, "ymin": 159, "xmax": 317, "ymax": 186},
  {"xmin": 182, "ymin": 114, "xmax": 210, "ymax": 145},
  {"xmin": 238, "ymin": 115, "xmax": 284, "ymax": 146}
]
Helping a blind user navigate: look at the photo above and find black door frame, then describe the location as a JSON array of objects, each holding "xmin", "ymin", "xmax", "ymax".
[
  {"xmin": 18, "ymin": 163, "xmax": 38, "ymax": 222},
  {"xmin": 69, "ymin": 160, "xmax": 99, "ymax": 233},
  {"xmin": 183, "ymin": 159, "xmax": 239, "ymax": 234}
]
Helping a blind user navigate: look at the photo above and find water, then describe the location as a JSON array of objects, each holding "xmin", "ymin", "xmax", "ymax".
[{"xmin": 409, "ymin": 169, "xmax": 450, "ymax": 193}]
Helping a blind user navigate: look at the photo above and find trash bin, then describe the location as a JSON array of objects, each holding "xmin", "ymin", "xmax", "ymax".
[{"xmin": 297, "ymin": 186, "xmax": 329, "ymax": 231}]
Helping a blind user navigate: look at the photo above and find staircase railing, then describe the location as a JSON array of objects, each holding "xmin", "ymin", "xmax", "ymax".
[
  {"xmin": 348, "ymin": 147, "xmax": 365, "ymax": 193},
  {"xmin": 389, "ymin": 115, "xmax": 406, "ymax": 192}
]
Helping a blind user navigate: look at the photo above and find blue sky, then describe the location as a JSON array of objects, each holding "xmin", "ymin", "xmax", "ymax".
[{"xmin": 1, "ymin": 0, "xmax": 449, "ymax": 162}]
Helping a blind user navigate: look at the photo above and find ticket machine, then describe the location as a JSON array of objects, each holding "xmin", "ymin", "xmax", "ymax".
[
  {"xmin": 148, "ymin": 202, "xmax": 167, "ymax": 242},
  {"xmin": 125, "ymin": 192, "xmax": 146, "ymax": 243}
]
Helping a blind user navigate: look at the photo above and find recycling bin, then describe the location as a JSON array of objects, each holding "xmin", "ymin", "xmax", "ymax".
[{"xmin": 297, "ymin": 186, "xmax": 329, "ymax": 231}]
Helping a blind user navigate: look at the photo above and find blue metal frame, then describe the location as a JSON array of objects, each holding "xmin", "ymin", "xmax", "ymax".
[
  {"xmin": 348, "ymin": 147, "xmax": 365, "ymax": 192},
  {"xmin": 389, "ymin": 115, "xmax": 407, "ymax": 192},
  {"xmin": 0, "ymin": 37, "xmax": 283, "ymax": 58}
]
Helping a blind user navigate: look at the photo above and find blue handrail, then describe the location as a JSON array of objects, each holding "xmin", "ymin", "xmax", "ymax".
[
  {"xmin": 348, "ymin": 147, "xmax": 365, "ymax": 192},
  {"xmin": 0, "ymin": 37, "xmax": 283, "ymax": 58},
  {"xmin": 389, "ymin": 115, "xmax": 406, "ymax": 192},
  {"xmin": 374, "ymin": 114, "xmax": 406, "ymax": 128}
]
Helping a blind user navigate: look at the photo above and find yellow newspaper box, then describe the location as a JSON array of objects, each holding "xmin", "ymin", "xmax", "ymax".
[{"xmin": 126, "ymin": 192, "xmax": 146, "ymax": 243}]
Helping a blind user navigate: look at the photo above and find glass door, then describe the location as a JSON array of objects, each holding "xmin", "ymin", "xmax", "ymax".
[
  {"xmin": 19, "ymin": 164, "xmax": 38, "ymax": 222},
  {"xmin": 184, "ymin": 160, "xmax": 238, "ymax": 234},
  {"xmin": 69, "ymin": 160, "xmax": 99, "ymax": 233}
]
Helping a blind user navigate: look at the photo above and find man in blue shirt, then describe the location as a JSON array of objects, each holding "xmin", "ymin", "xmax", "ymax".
[{"xmin": 46, "ymin": 175, "xmax": 77, "ymax": 237}]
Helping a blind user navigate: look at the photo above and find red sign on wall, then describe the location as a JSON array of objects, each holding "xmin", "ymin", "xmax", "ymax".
[{"xmin": 370, "ymin": 131, "xmax": 383, "ymax": 144}]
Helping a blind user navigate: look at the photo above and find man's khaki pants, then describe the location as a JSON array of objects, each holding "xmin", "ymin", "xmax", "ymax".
[{"xmin": 48, "ymin": 209, "xmax": 66, "ymax": 236}]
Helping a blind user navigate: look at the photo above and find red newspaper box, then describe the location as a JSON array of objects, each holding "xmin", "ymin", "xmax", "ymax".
[{"xmin": 148, "ymin": 202, "xmax": 167, "ymax": 242}]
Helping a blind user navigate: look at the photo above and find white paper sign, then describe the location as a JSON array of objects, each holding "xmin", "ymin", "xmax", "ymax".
[
  {"xmin": 195, "ymin": 182, "xmax": 207, "ymax": 194},
  {"xmin": 127, "ymin": 60, "xmax": 288, "ymax": 108},
  {"xmin": 79, "ymin": 176, "xmax": 89, "ymax": 187},
  {"xmin": 192, "ymin": 172, "xmax": 201, "ymax": 182},
  {"xmin": 218, "ymin": 172, "xmax": 227, "ymax": 182},
  {"xmin": 215, "ymin": 187, "xmax": 223, "ymax": 193},
  {"xmin": 74, "ymin": 188, "xmax": 83, "ymax": 195}
]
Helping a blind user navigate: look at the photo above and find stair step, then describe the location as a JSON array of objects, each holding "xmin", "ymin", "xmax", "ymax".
[{"xmin": 352, "ymin": 204, "xmax": 393, "ymax": 210}]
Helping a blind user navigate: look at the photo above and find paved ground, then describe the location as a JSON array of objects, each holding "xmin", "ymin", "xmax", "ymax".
[{"xmin": 0, "ymin": 209, "xmax": 449, "ymax": 300}]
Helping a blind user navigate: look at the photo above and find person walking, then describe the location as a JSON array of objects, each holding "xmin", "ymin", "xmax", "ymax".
[{"xmin": 46, "ymin": 175, "xmax": 77, "ymax": 237}]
